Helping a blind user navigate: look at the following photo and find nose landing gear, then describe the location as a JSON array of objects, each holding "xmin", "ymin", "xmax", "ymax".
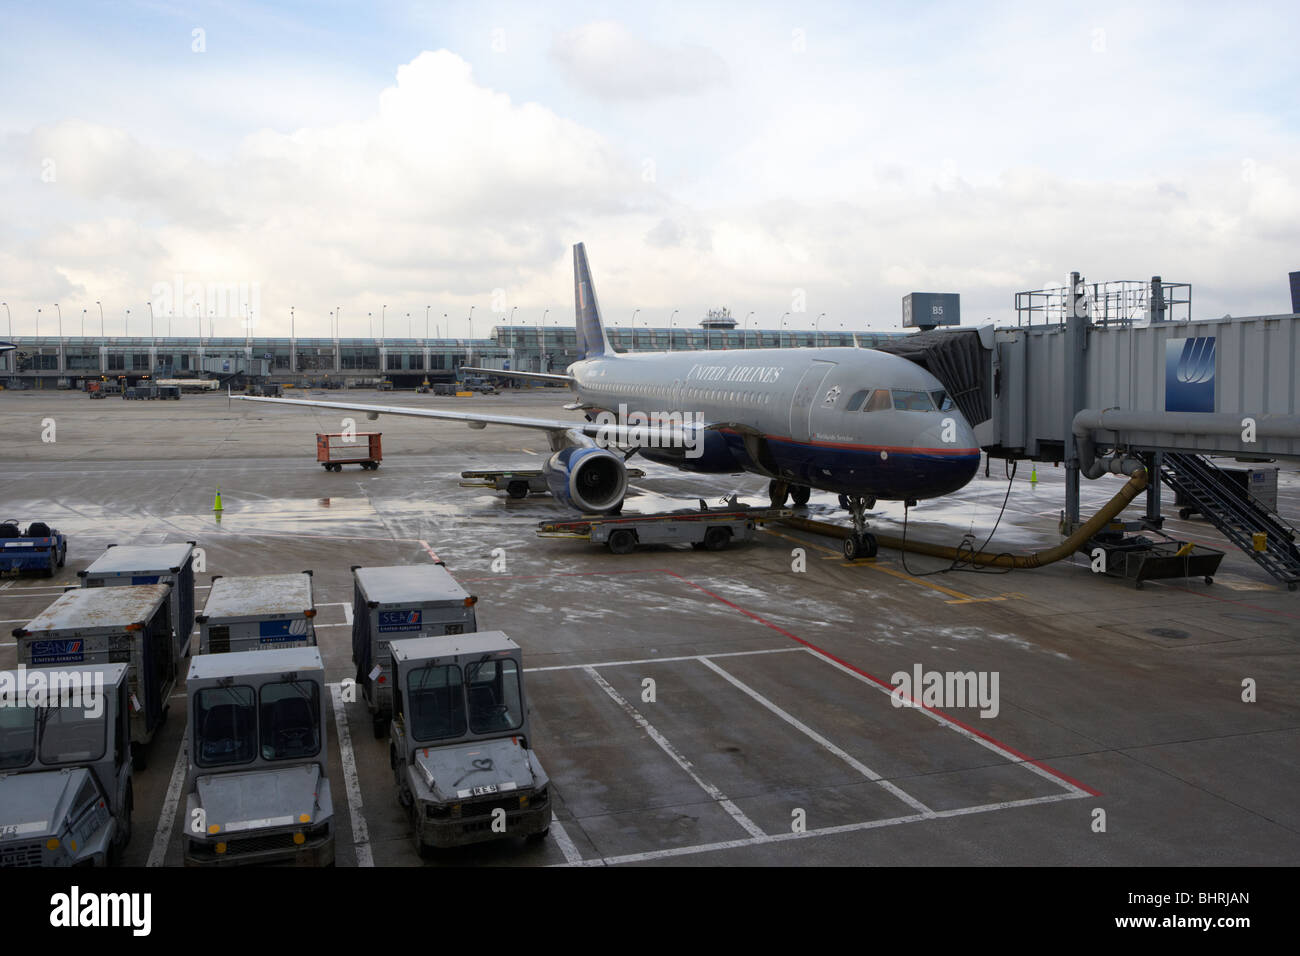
[{"xmin": 841, "ymin": 495, "xmax": 878, "ymax": 560}]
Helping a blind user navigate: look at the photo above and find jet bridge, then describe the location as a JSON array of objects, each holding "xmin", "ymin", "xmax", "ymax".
[{"xmin": 883, "ymin": 274, "xmax": 1300, "ymax": 588}]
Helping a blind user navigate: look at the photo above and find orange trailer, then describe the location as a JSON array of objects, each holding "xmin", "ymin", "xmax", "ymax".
[{"xmin": 316, "ymin": 432, "xmax": 383, "ymax": 471}]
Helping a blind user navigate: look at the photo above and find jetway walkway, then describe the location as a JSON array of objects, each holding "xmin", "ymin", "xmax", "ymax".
[
  {"xmin": 883, "ymin": 272, "xmax": 1300, "ymax": 587},
  {"xmin": 1160, "ymin": 453, "xmax": 1300, "ymax": 589}
]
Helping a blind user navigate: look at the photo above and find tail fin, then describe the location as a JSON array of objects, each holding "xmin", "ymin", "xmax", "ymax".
[{"xmin": 573, "ymin": 242, "xmax": 613, "ymax": 360}]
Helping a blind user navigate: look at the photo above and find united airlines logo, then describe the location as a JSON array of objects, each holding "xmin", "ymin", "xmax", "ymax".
[
  {"xmin": 1174, "ymin": 337, "xmax": 1215, "ymax": 384},
  {"xmin": 378, "ymin": 610, "xmax": 423, "ymax": 633},
  {"xmin": 30, "ymin": 640, "xmax": 84, "ymax": 665},
  {"xmin": 1165, "ymin": 336, "xmax": 1216, "ymax": 413}
]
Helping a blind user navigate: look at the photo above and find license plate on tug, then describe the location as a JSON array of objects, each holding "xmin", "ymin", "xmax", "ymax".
[{"xmin": 472, "ymin": 784, "xmax": 498, "ymax": 796}]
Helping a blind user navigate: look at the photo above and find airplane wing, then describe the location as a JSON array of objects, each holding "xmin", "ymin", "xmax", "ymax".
[
  {"xmin": 231, "ymin": 394, "xmax": 710, "ymax": 449},
  {"xmin": 459, "ymin": 366, "xmax": 574, "ymax": 385}
]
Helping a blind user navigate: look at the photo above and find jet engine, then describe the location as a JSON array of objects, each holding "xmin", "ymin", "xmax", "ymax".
[{"xmin": 543, "ymin": 446, "xmax": 628, "ymax": 513}]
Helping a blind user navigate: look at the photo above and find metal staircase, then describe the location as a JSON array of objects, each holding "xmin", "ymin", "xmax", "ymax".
[{"xmin": 1160, "ymin": 453, "xmax": 1300, "ymax": 589}]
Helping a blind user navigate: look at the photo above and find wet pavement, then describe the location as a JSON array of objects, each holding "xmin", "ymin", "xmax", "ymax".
[{"xmin": 1, "ymin": 388, "xmax": 1297, "ymax": 866}]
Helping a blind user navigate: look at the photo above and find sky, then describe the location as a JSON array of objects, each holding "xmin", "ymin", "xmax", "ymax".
[{"xmin": 1, "ymin": 0, "xmax": 1297, "ymax": 339}]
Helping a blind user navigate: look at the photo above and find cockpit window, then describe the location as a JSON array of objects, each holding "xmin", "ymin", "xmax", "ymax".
[
  {"xmin": 892, "ymin": 390, "xmax": 935, "ymax": 412},
  {"xmin": 863, "ymin": 389, "xmax": 893, "ymax": 412},
  {"xmin": 931, "ymin": 390, "xmax": 954, "ymax": 412},
  {"xmin": 845, "ymin": 390, "xmax": 870, "ymax": 411}
]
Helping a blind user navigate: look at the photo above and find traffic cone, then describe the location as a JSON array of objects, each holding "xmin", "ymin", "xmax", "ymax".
[
  {"xmin": 213, "ymin": 487, "xmax": 223, "ymax": 512},
  {"xmin": 1030, "ymin": 465, "xmax": 1038, "ymax": 485}
]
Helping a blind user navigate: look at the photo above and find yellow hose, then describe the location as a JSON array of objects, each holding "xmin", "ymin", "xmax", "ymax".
[{"xmin": 780, "ymin": 468, "xmax": 1149, "ymax": 569}]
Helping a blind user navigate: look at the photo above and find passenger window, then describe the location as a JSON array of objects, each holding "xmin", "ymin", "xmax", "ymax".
[
  {"xmin": 892, "ymin": 390, "xmax": 935, "ymax": 412},
  {"xmin": 863, "ymin": 389, "xmax": 893, "ymax": 412},
  {"xmin": 845, "ymin": 390, "xmax": 870, "ymax": 411}
]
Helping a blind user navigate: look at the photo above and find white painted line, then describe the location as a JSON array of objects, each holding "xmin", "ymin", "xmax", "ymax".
[
  {"xmin": 549, "ymin": 819, "xmax": 584, "ymax": 865},
  {"xmin": 697, "ymin": 656, "xmax": 932, "ymax": 816},
  {"xmin": 0, "ymin": 642, "xmax": 14, "ymax": 648},
  {"xmin": 313, "ymin": 622, "xmax": 350, "ymax": 628},
  {"xmin": 558, "ymin": 790, "xmax": 1086, "ymax": 867},
  {"xmin": 328, "ymin": 681, "xmax": 373, "ymax": 867},
  {"xmin": 803, "ymin": 648, "xmax": 1087, "ymax": 796},
  {"xmin": 147, "ymin": 735, "xmax": 190, "ymax": 868},
  {"xmin": 526, "ymin": 646, "xmax": 802, "ymax": 674},
  {"xmin": 0, "ymin": 619, "xmax": 31, "ymax": 624},
  {"xmin": 584, "ymin": 665, "xmax": 766, "ymax": 840},
  {"xmin": 342, "ymin": 602, "xmax": 353, "ymax": 626}
]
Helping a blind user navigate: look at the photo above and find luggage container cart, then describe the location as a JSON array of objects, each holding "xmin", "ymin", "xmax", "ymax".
[
  {"xmin": 316, "ymin": 432, "xmax": 382, "ymax": 471},
  {"xmin": 196, "ymin": 571, "xmax": 317, "ymax": 654},
  {"xmin": 13, "ymin": 584, "xmax": 176, "ymax": 770},
  {"xmin": 79, "ymin": 542, "xmax": 198, "ymax": 659},
  {"xmin": 538, "ymin": 504, "xmax": 794, "ymax": 554},
  {"xmin": 351, "ymin": 564, "xmax": 479, "ymax": 738}
]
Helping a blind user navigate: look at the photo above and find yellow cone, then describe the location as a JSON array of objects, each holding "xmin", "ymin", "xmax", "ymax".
[
  {"xmin": 1030, "ymin": 466, "xmax": 1038, "ymax": 484},
  {"xmin": 213, "ymin": 488, "xmax": 223, "ymax": 511}
]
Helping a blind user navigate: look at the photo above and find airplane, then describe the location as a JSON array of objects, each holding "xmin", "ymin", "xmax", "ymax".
[{"xmin": 232, "ymin": 243, "xmax": 980, "ymax": 559}]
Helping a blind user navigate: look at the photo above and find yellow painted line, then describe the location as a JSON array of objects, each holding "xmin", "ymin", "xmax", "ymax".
[{"xmin": 765, "ymin": 527, "xmax": 991, "ymax": 603}]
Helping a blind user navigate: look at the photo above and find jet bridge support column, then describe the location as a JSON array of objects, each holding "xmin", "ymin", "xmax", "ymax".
[
  {"xmin": 1062, "ymin": 272, "xmax": 1089, "ymax": 528},
  {"xmin": 1145, "ymin": 451, "xmax": 1164, "ymax": 527}
]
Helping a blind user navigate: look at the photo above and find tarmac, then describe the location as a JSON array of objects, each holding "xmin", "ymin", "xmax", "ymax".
[{"xmin": 1, "ymin": 387, "xmax": 1297, "ymax": 866}]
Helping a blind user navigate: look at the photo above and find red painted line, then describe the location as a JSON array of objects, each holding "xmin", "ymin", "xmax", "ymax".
[
  {"xmin": 659, "ymin": 569, "xmax": 1101, "ymax": 796},
  {"xmin": 457, "ymin": 568, "xmax": 672, "ymax": 583},
  {"xmin": 417, "ymin": 540, "xmax": 445, "ymax": 565}
]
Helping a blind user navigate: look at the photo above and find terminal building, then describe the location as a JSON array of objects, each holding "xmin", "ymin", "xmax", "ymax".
[{"xmin": 0, "ymin": 319, "xmax": 895, "ymax": 390}]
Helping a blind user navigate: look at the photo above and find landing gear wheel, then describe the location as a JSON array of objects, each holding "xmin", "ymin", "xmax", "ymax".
[
  {"xmin": 841, "ymin": 496, "xmax": 878, "ymax": 560},
  {"xmin": 507, "ymin": 481, "xmax": 529, "ymax": 499},
  {"xmin": 1204, "ymin": 576, "xmax": 1214, "ymax": 585},
  {"xmin": 1179, "ymin": 508, "xmax": 1192, "ymax": 520},
  {"xmin": 44, "ymin": 549, "xmax": 56, "ymax": 577},
  {"xmin": 790, "ymin": 485, "xmax": 811, "ymax": 506},
  {"xmin": 703, "ymin": 527, "xmax": 732, "ymax": 551},
  {"xmin": 843, "ymin": 534, "xmax": 876, "ymax": 560},
  {"xmin": 608, "ymin": 529, "xmax": 637, "ymax": 555},
  {"xmin": 768, "ymin": 479, "xmax": 790, "ymax": 508},
  {"xmin": 57, "ymin": 544, "xmax": 65, "ymax": 568}
]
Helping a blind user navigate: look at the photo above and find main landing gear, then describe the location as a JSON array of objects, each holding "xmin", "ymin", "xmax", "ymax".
[
  {"xmin": 769, "ymin": 480, "xmax": 811, "ymax": 508},
  {"xmin": 841, "ymin": 495, "xmax": 878, "ymax": 560}
]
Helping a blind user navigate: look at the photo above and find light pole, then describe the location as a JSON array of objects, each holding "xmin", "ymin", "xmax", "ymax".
[
  {"xmin": 36, "ymin": 307, "xmax": 41, "ymax": 337},
  {"xmin": 96, "ymin": 301, "xmax": 103, "ymax": 336},
  {"xmin": 82, "ymin": 308, "xmax": 86, "ymax": 337},
  {"xmin": 668, "ymin": 310, "xmax": 679, "ymax": 351},
  {"xmin": 381, "ymin": 304, "xmax": 386, "ymax": 341},
  {"xmin": 541, "ymin": 309, "xmax": 549, "ymax": 370},
  {"xmin": 815, "ymin": 313, "xmax": 826, "ymax": 347},
  {"xmin": 779, "ymin": 312, "xmax": 790, "ymax": 348},
  {"xmin": 124, "ymin": 308, "xmax": 130, "ymax": 337},
  {"xmin": 425, "ymin": 306, "xmax": 430, "ymax": 342},
  {"xmin": 335, "ymin": 306, "xmax": 342, "ymax": 340},
  {"xmin": 630, "ymin": 309, "xmax": 640, "ymax": 350},
  {"xmin": 2, "ymin": 302, "xmax": 10, "ymax": 337},
  {"xmin": 466, "ymin": 306, "xmax": 475, "ymax": 364},
  {"xmin": 54, "ymin": 303, "xmax": 62, "ymax": 338},
  {"xmin": 744, "ymin": 311, "xmax": 754, "ymax": 349},
  {"xmin": 368, "ymin": 312, "xmax": 372, "ymax": 338},
  {"xmin": 406, "ymin": 312, "xmax": 411, "ymax": 337},
  {"xmin": 146, "ymin": 301, "xmax": 154, "ymax": 342}
]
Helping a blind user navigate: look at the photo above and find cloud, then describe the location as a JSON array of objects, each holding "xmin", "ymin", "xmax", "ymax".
[{"xmin": 551, "ymin": 20, "xmax": 728, "ymax": 100}]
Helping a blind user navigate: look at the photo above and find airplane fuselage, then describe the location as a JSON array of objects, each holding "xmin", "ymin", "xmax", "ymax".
[{"xmin": 570, "ymin": 345, "xmax": 980, "ymax": 501}]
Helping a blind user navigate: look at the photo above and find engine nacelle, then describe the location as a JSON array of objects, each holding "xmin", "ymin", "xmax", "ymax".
[{"xmin": 543, "ymin": 446, "xmax": 628, "ymax": 513}]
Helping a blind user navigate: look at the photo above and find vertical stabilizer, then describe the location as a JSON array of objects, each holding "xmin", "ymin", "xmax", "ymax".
[{"xmin": 573, "ymin": 243, "xmax": 613, "ymax": 360}]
